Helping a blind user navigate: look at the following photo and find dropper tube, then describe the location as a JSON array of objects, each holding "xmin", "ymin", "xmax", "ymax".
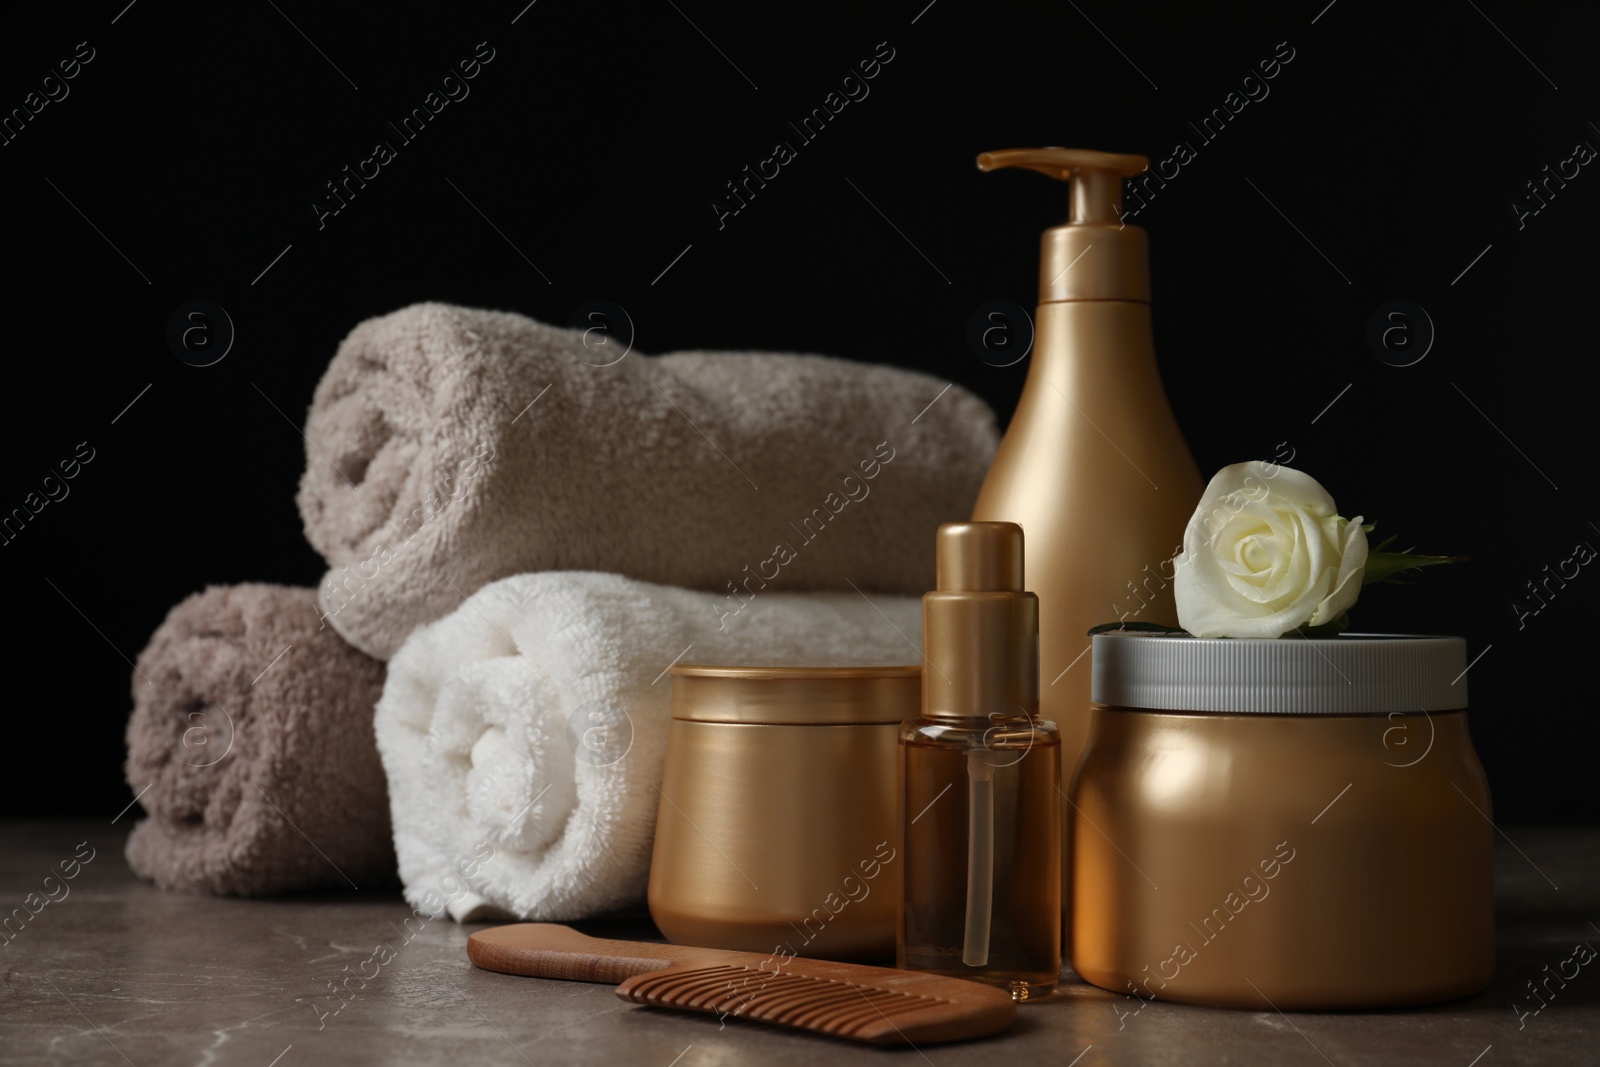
[{"xmin": 962, "ymin": 749, "xmax": 995, "ymax": 966}]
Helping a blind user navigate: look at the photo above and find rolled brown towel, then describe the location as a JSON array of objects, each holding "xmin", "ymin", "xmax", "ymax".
[
  {"xmin": 124, "ymin": 584, "xmax": 392, "ymax": 896},
  {"xmin": 297, "ymin": 303, "xmax": 999, "ymax": 659}
]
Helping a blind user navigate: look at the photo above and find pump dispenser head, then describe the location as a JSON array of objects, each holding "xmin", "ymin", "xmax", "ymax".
[
  {"xmin": 921, "ymin": 522, "xmax": 1039, "ymax": 720},
  {"xmin": 977, "ymin": 147, "xmax": 1151, "ymax": 303}
]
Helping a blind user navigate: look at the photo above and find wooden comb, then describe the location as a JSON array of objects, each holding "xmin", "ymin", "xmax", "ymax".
[{"xmin": 467, "ymin": 923, "xmax": 1016, "ymax": 1046}]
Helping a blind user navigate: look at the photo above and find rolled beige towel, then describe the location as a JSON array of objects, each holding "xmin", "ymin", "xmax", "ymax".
[
  {"xmin": 124, "ymin": 584, "xmax": 393, "ymax": 896},
  {"xmin": 297, "ymin": 303, "xmax": 997, "ymax": 659}
]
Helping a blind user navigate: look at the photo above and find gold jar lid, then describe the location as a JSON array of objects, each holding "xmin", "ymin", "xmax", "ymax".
[{"xmin": 668, "ymin": 664, "xmax": 920, "ymax": 725}]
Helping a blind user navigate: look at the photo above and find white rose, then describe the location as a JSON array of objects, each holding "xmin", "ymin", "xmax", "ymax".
[{"xmin": 1173, "ymin": 461, "xmax": 1368, "ymax": 639}]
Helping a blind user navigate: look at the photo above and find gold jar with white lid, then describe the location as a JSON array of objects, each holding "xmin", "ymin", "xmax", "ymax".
[{"xmin": 1070, "ymin": 632, "xmax": 1493, "ymax": 1009}]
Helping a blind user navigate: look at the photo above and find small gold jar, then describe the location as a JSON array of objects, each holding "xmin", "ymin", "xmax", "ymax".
[
  {"xmin": 1070, "ymin": 633, "xmax": 1494, "ymax": 1010},
  {"xmin": 649, "ymin": 664, "xmax": 918, "ymax": 961}
]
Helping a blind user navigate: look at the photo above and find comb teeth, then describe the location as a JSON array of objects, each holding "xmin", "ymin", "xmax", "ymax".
[{"xmin": 623, "ymin": 964, "xmax": 950, "ymax": 1039}]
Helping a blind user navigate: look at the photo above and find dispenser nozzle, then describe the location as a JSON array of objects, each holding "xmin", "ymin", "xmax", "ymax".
[
  {"xmin": 976, "ymin": 146, "xmax": 1153, "ymax": 303},
  {"xmin": 977, "ymin": 147, "xmax": 1148, "ymax": 225}
]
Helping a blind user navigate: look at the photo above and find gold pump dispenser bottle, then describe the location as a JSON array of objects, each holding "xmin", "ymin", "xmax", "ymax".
[
  {"xmin": 969, "ymin": 149, "xmax": 1204, "ymax": 935},
  {"xmin": 899, "ymin": 522, "xmax": 1061, "ymax": 1001}
]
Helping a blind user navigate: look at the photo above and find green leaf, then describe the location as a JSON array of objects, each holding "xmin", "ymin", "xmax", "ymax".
[
  {"xmin": 1359, "ymin": 523, "xmax": 1468, "ymax": 586},
  {"xmin": 1362, "ymin": 549, "xmax": 1470, "ymax": 586}
]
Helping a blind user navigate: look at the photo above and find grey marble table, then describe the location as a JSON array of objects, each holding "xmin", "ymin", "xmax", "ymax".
[{"xmin": 0, "ymin": 821, "xmax": 1594, "ymax": 1066}]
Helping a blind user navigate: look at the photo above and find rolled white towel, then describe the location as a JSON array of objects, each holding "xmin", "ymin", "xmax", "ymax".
[{"xmin": 376, "ymin": 570, "xmax": 922, "ymax": 922}]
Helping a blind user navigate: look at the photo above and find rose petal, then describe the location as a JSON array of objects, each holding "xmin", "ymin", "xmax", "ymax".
[
  {"xmin": 1252, "ymin": 461, "xmax": 1339, "ymax": 515},
  {"xmin": 1229, "ymin": 504, "xmax": 1308, "ymax": 604},
  {"xmin": 1308, "ymin": 516, "xmax": 1369, "ymax": 625},
  {"xmin": 1197, "ymin": 461, "xmax": 1337, "ymax": 518}
]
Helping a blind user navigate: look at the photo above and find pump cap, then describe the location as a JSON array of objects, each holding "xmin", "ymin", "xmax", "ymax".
[
  {"xmin": 922, "ymin": 522, "xmax": 1039, "ymax": 719},
  {"xmin": 936, "ymin": 522, "xmax": 1024, "ymax": 592},
  {"xmin": 978, "ymin": 146, "xmax": 1152, "ymax": 302}
]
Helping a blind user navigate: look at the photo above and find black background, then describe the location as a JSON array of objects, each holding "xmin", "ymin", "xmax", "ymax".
[{"xmin": 1, "ymin": 0, "xmax": 1594, "ymax": 821}]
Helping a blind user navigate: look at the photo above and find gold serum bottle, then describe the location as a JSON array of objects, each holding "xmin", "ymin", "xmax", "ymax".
[{"xmin": 899, "ymin": 522, "xmax": 1061, "ymax": 1000}]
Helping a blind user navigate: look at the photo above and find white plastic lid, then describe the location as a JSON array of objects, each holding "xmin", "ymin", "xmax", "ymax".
[{"xmin": 1090, "ymin": 633, "xmax": 1469, "ymax": 714}]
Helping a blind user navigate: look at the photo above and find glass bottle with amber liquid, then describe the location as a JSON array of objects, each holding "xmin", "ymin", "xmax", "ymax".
[{"xmin": 899, "ymin": 522, "xmax": 1061, "ymax": 1000}]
